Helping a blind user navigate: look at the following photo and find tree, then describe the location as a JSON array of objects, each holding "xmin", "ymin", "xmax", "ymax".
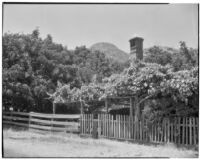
[
  {"xmin": 144, "ymin": 46, "xmax": 172, "ymax": 66},
  {"xmin": 172, "ymin": 42, "xmax": 198, "ymax": 71},
  {"xmin": 145, "ymin": 43, "xmax": 198, "ymax": 72}
]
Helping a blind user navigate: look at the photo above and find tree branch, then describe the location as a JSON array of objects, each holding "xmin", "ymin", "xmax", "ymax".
[{"xmin": 138, "ymin": 94, "xmax": 155, "ymax": 105}]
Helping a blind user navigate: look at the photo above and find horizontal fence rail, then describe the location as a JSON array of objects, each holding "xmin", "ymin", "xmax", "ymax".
[
  {"xmin": 3, "ymin": 111, "xmax": 80, "ymax": 133},
  {"xmin": 80, "ymin": 114, "xmax": 199, "ymax": 146}
]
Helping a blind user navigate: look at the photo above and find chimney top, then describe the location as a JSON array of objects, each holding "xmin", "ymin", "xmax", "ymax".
[{"xmin": 129, "ymin": 37, "xmax": 144, "ymax": 42}]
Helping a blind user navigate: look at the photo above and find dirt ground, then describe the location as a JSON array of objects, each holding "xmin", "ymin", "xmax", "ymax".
[{"xmin": 3, "ymin": 128, "xmax": 198, "ymax": 158}]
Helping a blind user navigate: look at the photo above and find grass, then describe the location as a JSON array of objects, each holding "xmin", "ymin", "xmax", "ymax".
[{"xmin": 3, "ymin": 127, "xmax": 199, "ymax": 158}]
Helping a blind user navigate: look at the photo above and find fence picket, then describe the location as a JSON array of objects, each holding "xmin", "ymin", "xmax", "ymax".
[
  {"xmin": 92, "ymin": 114, "xmax": 93, "ymax": 135},
  {"xmin": 193, "ymin": 118, "xmax": 196, "ymax": 145},
  {"xmin": 155, "ymin": 123, "xmax": 157, "ymax": 142},
  {"xmin": 107, "ymin": 114, "xmax": 108, "ymax": 137},
  {"xmin": 161, "ymin": 120, "xmax": 164, "ymax": 142},
  {"xmin": 196, "ymin": 118, "xmax": 199, "ymax": 144},
  {"xmin": 171, "ymin": 120, "xmax": 174, "ymax": 143},
  {"xmin": 182, "ymin": 117, "xmax": 185, "ymax": 145},
  {"xmin": 85, "ymin": 114, "xmax": 87, "ymax": 134},
  {"xmin": 102, "ymin": 114, "xmax": 104, "ymax": 137},
  {"xmin": 158, "ymin": 123, "xmax": 160, "ymax": 142},
  {"xmin": 111, "ymin": 115, "xmax": 113, "ymax": 138},
  {"xmin": 115, "ymin": 116, "xmax": 117, "ymax": 138},
  {"xmin": 164, "ymin": 119, "xmax": 167, "ymax": 142},
  {"xmin": 121, "ymin": 115, "xmax": 123, "ymax": 138},
  {"xmin": 118, "ymin": 115, "xmax": 119, "ymax": 138},
  {"xmin": 104, "ymin": 114, "xmax": 105, "ymax": 137},
  {"xmin": 189, "ymin": 117, "xmax": 192, "ymax": 145},
  {"xmin": 178, "ymin": 117, "xmax": 180, "ymax": 144},
  {"xmin": 108, "ymin": 114, "xmax": 110, "ymax": 137},
  {"xmin": 83, "ymin": 114, "xmax": 85, "ymax": 134},
  {"xmin": 186, "ymin": 117, "xmax": 188, "ymax": 145},
  {"xmin": 105, "ymin": 114, "xmax": 107, "ymax": 137},
  {"xmin": 167, "ymin": 118, "xmax": 170, "ymax": 143},
  {"xmin": 119, "ymin": 115, "xmax": 121, "ymax": 138},
  {"xmin": 122, "ymin": 115, "xmax": 126, "ymax": 138},
  {"xmin": 101, "ymin": 114, "xmax": 103, "ymax": 137}
]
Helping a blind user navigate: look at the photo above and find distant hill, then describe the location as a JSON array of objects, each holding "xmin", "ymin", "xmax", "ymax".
[{"xmin": 90, "ymin": 42, "xmax": 129, "ymax": 63}]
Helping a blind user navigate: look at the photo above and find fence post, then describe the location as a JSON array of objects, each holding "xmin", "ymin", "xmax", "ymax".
[
  {"xmin": 51, "ymin": 115, "xmax": 54, "ymax": 133},
  {"xmin": 10, "ymin": 111, "xmax": 13, "ymax": 124},
  {"xmin": 28, "ymin": 112, "xmax": 31, "ymax": 130}
]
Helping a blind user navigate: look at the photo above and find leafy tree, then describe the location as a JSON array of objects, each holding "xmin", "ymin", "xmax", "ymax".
[
  {"xmin": 145, "ymin": 43, "xmax": 198, "ymax": 72},
  {"xmin": 144, "ymin": 46, "xmax": 172, "ymax": 66}
]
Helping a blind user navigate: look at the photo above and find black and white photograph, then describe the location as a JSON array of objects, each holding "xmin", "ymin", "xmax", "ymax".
[{"xmin": 2, "ymin": 2, "xmax": 199, "ymax": 158}]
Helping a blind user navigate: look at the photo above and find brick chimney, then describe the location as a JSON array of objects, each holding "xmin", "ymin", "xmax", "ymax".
[{"xmin": 129, "ymin": 37, "xmax": 144, "ymax": 60}]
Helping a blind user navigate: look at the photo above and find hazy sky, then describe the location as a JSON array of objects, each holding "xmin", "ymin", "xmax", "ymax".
[{"xmin": 3, "ymin": 4, "xmax": 198, "ymax": 52}]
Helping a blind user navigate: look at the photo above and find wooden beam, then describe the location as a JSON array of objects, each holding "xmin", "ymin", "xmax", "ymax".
[
  {"xmin": 105, "ymin": 98, "xmax": 108, "ymax": 113},
  {"xmin": 106, "ymin": 96, "xmax": 132, "ymax": 99},
  {"xmin": 130, "ymin": 97, "xmax": 134, "ymax": 119},
  {"xmin": 53, "ymin": 102, "xmax": 56, "ymax": 114},
  {"xmin": 80, "ymin": 100, "xmax": 83, "ymax": 114}
]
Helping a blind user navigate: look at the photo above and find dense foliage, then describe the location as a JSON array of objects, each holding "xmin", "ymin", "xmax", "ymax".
[
  {"xmin": 144, "ymin": 43, "xmax": 198, "ymax": 71},
  {"xmin": 2, "ymin": 29, "xmax": 126, "ymax": 112}
]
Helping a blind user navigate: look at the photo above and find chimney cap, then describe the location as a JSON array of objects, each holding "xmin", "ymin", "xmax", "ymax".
[{"xmin": 129, "ymin": 37, "xmax": 144, "ymax": 42}]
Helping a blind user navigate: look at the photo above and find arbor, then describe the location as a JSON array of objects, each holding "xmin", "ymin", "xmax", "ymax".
[{"xmin": 102, "ymin": 58, "xmax": 198, "ymax": 119}]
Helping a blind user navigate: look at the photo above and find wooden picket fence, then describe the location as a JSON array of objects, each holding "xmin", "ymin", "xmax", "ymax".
[
  {"xmin": 80, "ymin": 114, "xmax": 199, "ymax": 146},
  {"xmin": 3, "ymin": 111, "xmax": 199, "ymax": 146},
  {"xmin": 3, "ymin": 111, "xmax": 80, "ymax": 133}
]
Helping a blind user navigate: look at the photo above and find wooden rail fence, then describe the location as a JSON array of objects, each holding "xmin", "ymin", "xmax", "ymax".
[
  {"xmin": 3, "ymin": 111, "xmax": 80, "ymax": 133},
  {"xmin": 80, "ymin": 114, "xmax": 199, "ymax": 146}
]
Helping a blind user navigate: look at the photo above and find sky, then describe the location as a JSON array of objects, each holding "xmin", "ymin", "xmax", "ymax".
[{"xmin": 3, "ymin": 3, "xmax": 198, "ymax": 52}]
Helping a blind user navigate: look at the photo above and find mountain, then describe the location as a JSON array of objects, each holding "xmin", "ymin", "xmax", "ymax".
[{"xmin": 90, "ymin": 42, "xmax": 129, "ymax": 63}]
